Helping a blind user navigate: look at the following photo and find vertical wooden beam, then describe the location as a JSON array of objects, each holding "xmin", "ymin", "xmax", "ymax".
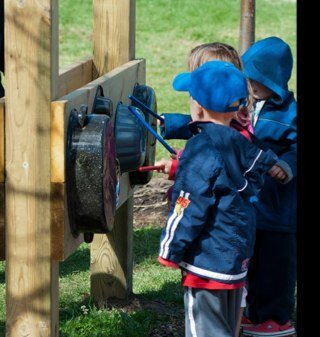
[
  {"xmin": 239, "ymin": 0, "xmax": 255, "ymax": 55},
  {"xmin": 0, "ymin": 98, "xmax": 4, "ymax": 182},
  {"xmin": 5, "ymin": 0, "xmax": 59, "ymax": 335},
  {"xmin": 0, "ymin": 98, "xmax": 4, "ymax": 260},
  {"xmin": 92, "ymin": 0, "xmax": 135, "ymax": 77},
  {"xmin": 91, "ymin": 198, "xmax": 134, "ymax": 305},
  {"xmin": 91, "ymin": 0, "xmax": 136, "ymax": 303}
]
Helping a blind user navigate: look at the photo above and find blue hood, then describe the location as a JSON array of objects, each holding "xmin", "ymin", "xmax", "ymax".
[{"xmin": 242, "ymin": 36, "xmax": 293, "ymax": 102}]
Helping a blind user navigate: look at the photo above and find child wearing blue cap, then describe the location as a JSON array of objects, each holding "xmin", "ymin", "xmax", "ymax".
[
  {"xmin": 240, "ymin": 37, "xmax": 297, "ymax": 337},
  {"xmin": 158, "ymin": 60, "xmax": 278, "ymax": 337},
  {"xmin": 156, "ymin": 42, "xmax": 254, "ymax": 200}
]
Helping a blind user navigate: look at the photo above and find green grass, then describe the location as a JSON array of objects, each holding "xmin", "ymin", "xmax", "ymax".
[
  {"xmin": 0, "ymin": 1, "xmax": 296, "ymax": 335},
  {"xmin": 57, "ymin": 0, "xmax": 296, "ymax": 160},
  {"xmin": 58, "ymin": 228, "xmax": 183, "ymax": 336},
  {"xmin": 0, "ymin": 227, "xmax": 182, "ymax": 336}
]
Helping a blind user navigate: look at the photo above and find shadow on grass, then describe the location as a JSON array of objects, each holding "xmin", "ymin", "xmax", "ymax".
[
  {"xmin": 59, "ymin": 226, "xmax": 162, "ymax": 279},
  {"xmin": 133, "ymin": 226, "xmax": 162, "ymax": 265},
  {"xmin": 0, "ymin": 321, "xmax": 4, "ymax": 337},
  {"xmin": 135, "ymin": 280, "xmax": 184, "ymax": 308},
  {"xmin": 0, "ymin": 271, "xmax": 4, "ymax": 284},
  {"xmin": 59, "ymin": 244, "xmax": 90, "ymax": 278}
]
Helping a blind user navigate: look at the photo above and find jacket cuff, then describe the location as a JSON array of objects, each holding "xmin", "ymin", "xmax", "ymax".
[
  {"xmin": 276, "ymin": 159, "xmax": 293, "ymax": 183},
  {"xmin": 168, "ymin": 159, "xmax": 179, "ymax": 180},
  {"xmin": 158, "ymin": 256, "xmax": 179, "ymax": 269}
]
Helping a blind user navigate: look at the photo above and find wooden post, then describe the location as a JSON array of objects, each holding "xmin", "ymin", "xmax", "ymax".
[
  {"xmin": 92, "ymin": 0, "xmax": 135, "ymax": 77},
  {"xmin": 239, "ymin": 0, "xmax": 255, "ymax": 55},
  {"xmin": 5, "ymin": 0, "xmax": 59, "ymax": 335},
  {"xmin": 90, "ymin": 0, "xmax": 137, "ymax": 304},
  {"xmin": 0, "ymin": 98, "xmax": 4, "ymax": 260}
]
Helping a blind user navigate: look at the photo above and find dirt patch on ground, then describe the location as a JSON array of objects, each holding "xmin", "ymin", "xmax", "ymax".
[
  {"xmin": 133, "ymin": 176, "xmax": 173, "ymax": 229},
  {"xmin": 107, "ymin": 294, "xmax": 185, "ymax": 337}
]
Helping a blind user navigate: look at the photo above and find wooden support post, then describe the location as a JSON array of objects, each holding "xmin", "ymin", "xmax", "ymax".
[
  {"xmin": 92, "ymin": 0, "xmax": 135, "ymax": 77},
  {"xmin": 91, "ymin": 198, "xmax": 133, "ymax": 306},
  {"xmin": 0, "ymin": 98, "xmax": 4, "ymax": 260},
  {"xmin": 5, "ymin": 0, "xmax": 59, "ymax": 335},
  {"xmin": 239, "ymin": 0, "xmax": 255, "ymax": 55},
  {"xmin": 91, "ymin": 0, "xmax": 137, "ymax": 304}
]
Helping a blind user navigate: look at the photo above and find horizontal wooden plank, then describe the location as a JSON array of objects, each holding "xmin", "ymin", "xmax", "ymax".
[{"xmin": 58, "ymin": 58, "xmax": 93, "ymax": 97}]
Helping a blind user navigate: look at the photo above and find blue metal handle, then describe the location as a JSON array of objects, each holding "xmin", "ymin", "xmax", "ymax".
[
  {"xmin": 128, "ymin": 94, "xmax": 165, "ymax": 123},
  {"xmin": 128, "ymin": 106, "xmax": 177, "ymax": 155}
]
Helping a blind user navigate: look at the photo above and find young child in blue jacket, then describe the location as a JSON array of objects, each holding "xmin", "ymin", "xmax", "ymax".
[
  {"xmin": 156, "ymin": 43, "xmax": 254, "ymax": 203},
  {"xmin": 158, "ymin": 60, "xmax": 277, "ymax": 337},
  {"xmin": 240, "ymin": 37, "xmax": 297, "ymax": 337}
]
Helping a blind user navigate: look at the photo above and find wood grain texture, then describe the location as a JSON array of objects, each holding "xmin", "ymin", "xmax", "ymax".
[
  {"xmin": 51, "ymin": 182, "xmax": 84, "ymax": 261},
  {"xmin": 91, "ymin": 196, "xmax": 133, "ymax": 305},
  {"xmin": 91, "ymin": 0, "xmax": 138, "ymax": 302},
  {"xmin": 239, "ymin": 0, "xmax": 255, "ymax": 55},
  {"xmin": 0, "ymin": 97, "xmax": 4, "ymax": 182},
  {"xmin": 0, "ymin": 182, "xmax": 4, "ymax": 260},
  {"xmin": 5, "ymin": 1, "xmax": 59, "ymax": 335},
  {"xmin": 0, "ymin": 99, "xmax": 4, "ymax": 260},
  {"xmin": 93, "ymin": 0, "xmax": 135, "ymax": 76},
  {"xmin": 58, "ymin": 58, "xmax": 93, "ymax": 97}
]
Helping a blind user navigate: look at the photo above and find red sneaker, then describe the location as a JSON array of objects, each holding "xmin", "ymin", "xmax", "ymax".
[
  {"xmin": 241, "ymin": 316, "xmax": 253, "ymax": 327},
  {"xmin": 242, "ymin": 320, "xmax": 296, "ymax": 336}
]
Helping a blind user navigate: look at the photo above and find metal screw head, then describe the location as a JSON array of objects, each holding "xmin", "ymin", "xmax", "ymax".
[{"xmin": 78, "ymin": 104, "xmax": 88, "ymax": 128}]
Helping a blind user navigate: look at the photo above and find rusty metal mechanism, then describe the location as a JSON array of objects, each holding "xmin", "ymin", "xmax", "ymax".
[{"xmin": 66, "ymin": 87, "xmax": 118, "ymax": 243}]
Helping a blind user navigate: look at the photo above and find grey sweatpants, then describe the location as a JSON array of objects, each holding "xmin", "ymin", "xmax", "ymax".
[{"xmin": 184, "ymin": 287, "xmax": 243, "ymax": 337}]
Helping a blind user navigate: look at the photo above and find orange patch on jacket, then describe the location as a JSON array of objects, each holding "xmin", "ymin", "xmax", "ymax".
[{"xmin": 174, "ymin": 196, "xmax": 191, "ymax": 215}]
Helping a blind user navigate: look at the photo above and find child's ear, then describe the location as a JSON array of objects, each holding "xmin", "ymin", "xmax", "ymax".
[{"xmin": 194, "ymin": 100, "xmax": 203, "ymax": 116}]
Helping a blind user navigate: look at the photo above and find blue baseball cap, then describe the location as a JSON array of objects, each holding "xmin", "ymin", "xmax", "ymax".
[{"xmin": 172, "ymin": 60, "xmax": 248, "ymax": 113}]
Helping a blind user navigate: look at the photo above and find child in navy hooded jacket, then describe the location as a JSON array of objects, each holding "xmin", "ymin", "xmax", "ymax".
[
  {"xmin": 158, "ymin": 60, "xmax": 277, "ymax": 337},
  {"xmin": 240, "ymin": 37, "xmax": 297, "ymax": 336}
]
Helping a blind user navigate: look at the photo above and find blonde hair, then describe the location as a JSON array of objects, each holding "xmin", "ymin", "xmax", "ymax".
[
  {"xmin": 188, "ymin": 42, "xmax": 242, "ymax": 71},
  {"xmin": 188, "ymin": 42, "xmax": 253, "ymax": 109}
]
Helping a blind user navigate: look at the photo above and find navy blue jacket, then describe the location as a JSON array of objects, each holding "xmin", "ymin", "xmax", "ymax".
[
  {"xmin": 160, "ymin": 113, "xmax": 193, "ymax": 140},
  {"xmin": 242, "ymin": 36, "xmax": 297, "ymax": 233},
  {"xmin": 159, "ymin": 122, "xmax": 277, "ymax": 283}
]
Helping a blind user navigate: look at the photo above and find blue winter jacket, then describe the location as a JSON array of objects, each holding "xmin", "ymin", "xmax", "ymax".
[
  {"xmin": 159, "ymin": 122, "xmax": 277, "ymax": 283},
  {"xmin": 242, "ymin": 36, "xmax": 297, "ymax": 233}
]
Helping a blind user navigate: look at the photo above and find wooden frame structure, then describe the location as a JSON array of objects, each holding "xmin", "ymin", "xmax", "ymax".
[
  {"xmin": 1, "ymin": 0, "xmax": 141, "ymax": 335},
  {"xmin": 0, "ymin": 0, "xmax": 256, "ymax": 335}
]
